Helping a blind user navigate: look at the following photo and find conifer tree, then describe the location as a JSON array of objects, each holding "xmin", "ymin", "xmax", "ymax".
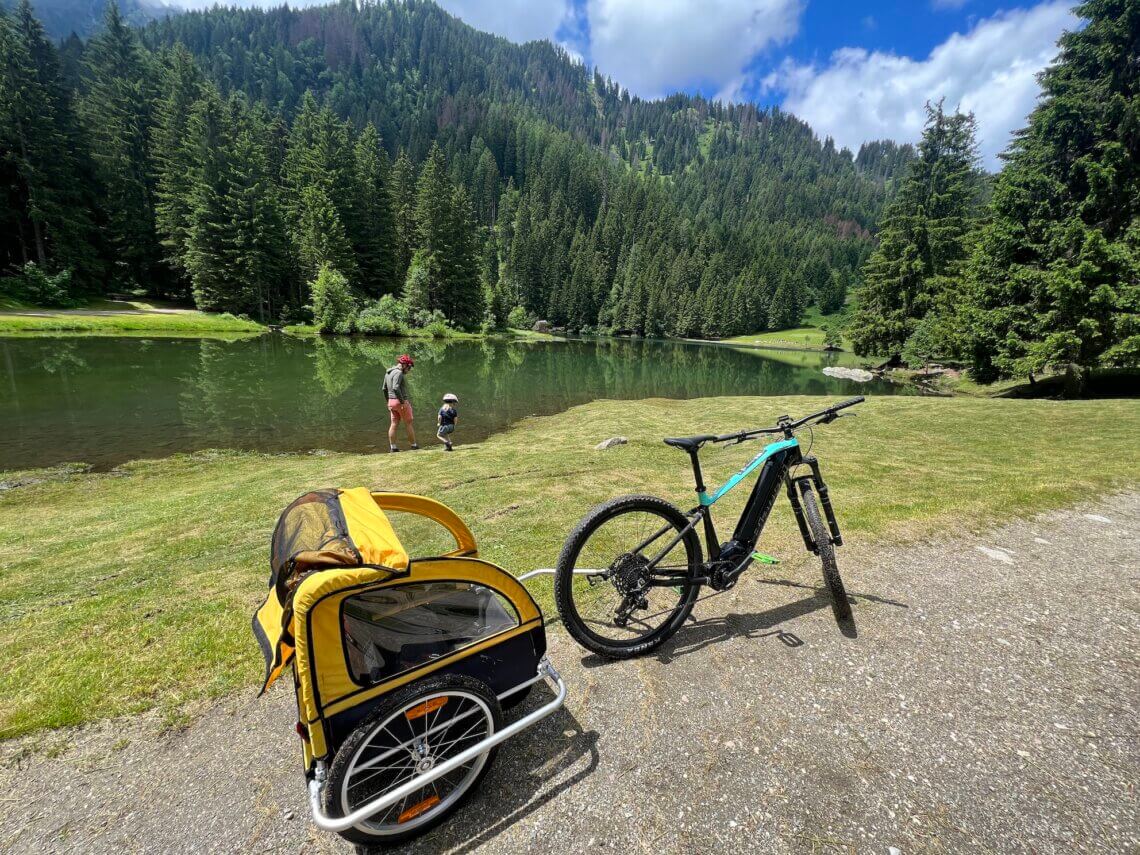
[
  {"xmin": 960, "ymin": 0, "xmax": 1140, "ymax": 380},
  {"xmin": 350, "ymin": 123, "xmax": 398, "ymax": 297},
  {"xmin": 389, "ymin": 149, "xmax": 418, "ymax": 285},
  {"xmin": 80, "ymin": 0, "xmax": 160, "ymax": 289},
  {"xmin": 415, "ymin": 143, "xmax": 453, "ymax": 263},
  {"xmin": 768, "ymin": 273, "xmax": 800, "ymax": 330},
  {"xmin": 0, "ymin": 1, "xmax": 100, "ymax": 288},
  {"xmin": 282, "ymin": 92, "xmax": 357, "ymax": 277},
  {"xmin": 152, "ymin": 44, "xmax": 205, "ymax": 288},
  {"xmin": 850, "ymin": 102, "xmax": 983, "ymax": 357},
  {"xmin": 294, "ymin": 185, "xmax": 357, "ymax": 286},
  {"xmin": 442, "ymin": 184, "xmax": 484, "ymax": 326},
  {"xmin": 182, "ymin": 88, "xmax": 233, "ymax": 311},
  {"xmin": 224, "ymin": 104, "xmax": 288, "ymax": 320}
]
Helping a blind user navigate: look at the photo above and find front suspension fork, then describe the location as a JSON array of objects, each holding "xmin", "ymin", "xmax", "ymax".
[{"xmin": 785, "ymin": 456, "xmax": 843, "ymax": 554}]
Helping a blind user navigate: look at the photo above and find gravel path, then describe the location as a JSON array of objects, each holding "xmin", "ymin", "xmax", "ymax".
[{"xmin": 2, "ymin": 494, "xmax": 1137, "ymax": 854}]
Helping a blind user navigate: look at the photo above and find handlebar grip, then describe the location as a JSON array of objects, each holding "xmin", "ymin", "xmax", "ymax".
[{"xmin": 831, "ymin": 396, "xmax": 865, "ymax": 412}]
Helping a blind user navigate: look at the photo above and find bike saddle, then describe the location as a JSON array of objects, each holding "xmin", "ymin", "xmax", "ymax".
[{"xmin": 663, "ymin": 434, "xmax": 716, "ymax": 451}]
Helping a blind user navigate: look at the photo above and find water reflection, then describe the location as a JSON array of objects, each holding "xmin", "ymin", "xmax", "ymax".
[{"xmin": 0, "ymin": 335, "xmax": 901, "ymax": 471}]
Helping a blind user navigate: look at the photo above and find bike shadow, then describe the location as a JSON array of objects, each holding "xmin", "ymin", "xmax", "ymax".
[
  {"xmin": 583, "ymin": 579, "xmax": 907, "ymax": 666},
  {"xmin": 654, "ymin": 590, "xmax": 834, "ymax": 663},
  {"xmin": 388, "ymin": 690, "xmax": 600, "ymax": 855}
]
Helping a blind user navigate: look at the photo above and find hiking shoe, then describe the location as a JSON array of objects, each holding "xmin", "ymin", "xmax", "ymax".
[
  {"xmin": 389, "ymin": 445, "xmax": 399, "ymax": 453},
  {"xmin": 444, "ymin": 440, "xmax": 453, "ymax": 452},
  {"xmin": 410, "ymin": 443, "xmax": 420, "ymax": 450}
]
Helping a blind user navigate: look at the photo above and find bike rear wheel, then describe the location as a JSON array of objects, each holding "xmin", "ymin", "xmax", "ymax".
[
  {"xmin": 798, "ymin": 481, "xmax": 853, "ymax": 621},
  {"xmin": 554, "ymin": 495, "xmax": 702, "ymax": 658}
]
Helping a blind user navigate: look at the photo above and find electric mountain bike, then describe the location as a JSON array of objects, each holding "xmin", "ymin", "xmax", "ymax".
[{"xmin": 554, "ymin": 396, "xmax": 864, "ymax": 659}]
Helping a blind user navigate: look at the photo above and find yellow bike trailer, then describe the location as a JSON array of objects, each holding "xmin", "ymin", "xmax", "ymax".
[{"xmin": 253, "ymin": 487, "xmax": 566, "ymax": 846}]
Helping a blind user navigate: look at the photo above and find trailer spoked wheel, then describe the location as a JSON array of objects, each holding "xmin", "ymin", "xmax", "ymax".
[{"xmin": 323, "ymin": 673, "xmax": 503, "ymax": 845}]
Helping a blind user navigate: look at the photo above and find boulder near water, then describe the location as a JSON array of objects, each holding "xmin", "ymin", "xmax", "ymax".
[
  {"xmin": 594, "ymin": 437, "xmax": 628, "ymax": 450},
  {"xmin": 822, "ymin": 366, "xmax": 874, "ymax": 383}
]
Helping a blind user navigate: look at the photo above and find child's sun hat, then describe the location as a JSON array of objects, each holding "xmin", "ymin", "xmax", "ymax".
[{"xmin": 443, "ymin": 393, "xmax": 459, "ymax": 403}]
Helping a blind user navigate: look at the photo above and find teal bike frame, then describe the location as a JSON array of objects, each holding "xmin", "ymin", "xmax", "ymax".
[
  {"xmin": 646, "ymin": 426, "xmax": 850, "ymax": 591},
  {"xmin": 698, "ymin": 438, "xmax": 800, "ymax": 506}
]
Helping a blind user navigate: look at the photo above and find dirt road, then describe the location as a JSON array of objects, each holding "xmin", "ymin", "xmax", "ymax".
[{"xmin": 2, "ymin": 495, "xmax": 1137, "ymax": 854}]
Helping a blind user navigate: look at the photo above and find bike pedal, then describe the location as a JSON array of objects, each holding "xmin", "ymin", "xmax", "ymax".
[{"xmin": 751, "ymin": 551, "xmax": 780, "ymax": 565}]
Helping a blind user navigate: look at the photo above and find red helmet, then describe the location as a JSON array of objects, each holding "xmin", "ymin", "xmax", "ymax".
[{"xmin": 397, "ymin": 354, "xmax": 414, "ymax": 367}]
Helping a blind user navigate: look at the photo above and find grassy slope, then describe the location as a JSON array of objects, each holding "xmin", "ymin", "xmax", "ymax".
[
  {"xmin": 0, "ymin": 299, "xmax": 264, "ymax": 335},
  {"xmin": 722, "ymin": 306, "xmax": 857, "ymax": 352},
  {"xmin": 1, "ymin": 395, "xmax": 1138, "ymax": 738}
]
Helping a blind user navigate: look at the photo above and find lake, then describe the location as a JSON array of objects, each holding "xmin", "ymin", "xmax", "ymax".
[{"xmin": 0, "ymin": 335, "xmax": 904, "ymax": 471}]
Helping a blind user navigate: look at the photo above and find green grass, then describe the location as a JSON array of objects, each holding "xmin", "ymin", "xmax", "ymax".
[
  {"xmin": 0, "ymin": 306, "xmax": 264, "ymax": 335},
  {"xmin": 1, "ymin": 396, "xmax": 1137, "ymax": 739},
  {"xmin": 284, "ymin": 324, "xmax": 559, "ymax": 342},
  {"xmin": 721, "ymin": 343, "xmax": 870, "ymax": 370},
  {"xmin": 721, "ymin": 305, "xmax": 859, "ymax": 353}
]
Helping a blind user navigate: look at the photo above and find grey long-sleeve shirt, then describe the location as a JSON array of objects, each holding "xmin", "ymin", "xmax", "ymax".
[{"xmin": 383, "ymin": 366, "xmax": 409, "ymax": 403}]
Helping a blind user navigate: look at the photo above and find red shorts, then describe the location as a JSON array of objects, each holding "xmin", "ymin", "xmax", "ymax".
[{"xmin": 387, "ymin": 399, "xmax": 413, "ymax": 423}]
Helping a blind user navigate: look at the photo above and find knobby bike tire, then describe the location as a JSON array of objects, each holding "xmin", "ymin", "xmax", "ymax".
[
  {"xmin": 554, "ymin": 494, "xmax": 702, "ymax": 659},
  {"xmin": 798, "ymin": 482, "xmax": 853, "ymax": 621}
]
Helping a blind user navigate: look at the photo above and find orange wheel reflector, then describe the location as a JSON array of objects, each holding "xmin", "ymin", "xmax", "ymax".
[
  {"xmin": 398, "ymin": 795, "xmax": 441, "ymax": 824},
  {"xmin": 405, "ymin": 696, "xmax": 448, "ymax": 720}
]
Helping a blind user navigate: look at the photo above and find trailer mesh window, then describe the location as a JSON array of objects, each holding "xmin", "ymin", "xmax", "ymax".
[{"xmin": 342, "ymin": 583, "xmax": 518, "ymax": 685}]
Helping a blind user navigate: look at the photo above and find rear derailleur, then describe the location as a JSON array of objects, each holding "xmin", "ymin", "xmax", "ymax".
[{"xmin": 601, "ymin": 552, "xmax": 651, "ymax": 626}]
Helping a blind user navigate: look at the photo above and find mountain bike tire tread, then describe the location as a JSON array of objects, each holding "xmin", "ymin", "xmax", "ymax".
[
  {"xmin": 799, "ymin": 482, "xmax": 853, "ymax": 622},
  {"xmin": 554, "ymin": 494, "xmax": 702, "ymax": 659}
]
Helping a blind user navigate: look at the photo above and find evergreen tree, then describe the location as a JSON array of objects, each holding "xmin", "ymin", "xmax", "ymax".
[
  {"xmin": 415, "ymin": 143, "xmax": 453, "ymax": 263},
  {"xmin": 80, "ymin": 0, "xmax": 160, "ymax": 289},
  {"xmin": 442, "ymin": 184, "xmax": 484, "ymax": 326},
  {"xmin": 282, "ymin": 92, "xmax": 357, "ymax": 277},
  {"xmin": 0, "ymin": 1, "xmax": 100, "ymax": 287},
  {"xmin": 350, "ymin": 123, "xmax": 398, "ymax": 297},
  {"xmin": 389, "ymin": 149, "xmax": 418, "ymax": 285},
  {"xmin": 850, "ymin": 102, "xmax": 983, "ymax": 357},
  {"xmin": 294, "ymin": 185, "xmax": 356, "ymax": 286},
  {"xmin": 402, "ymin": 248, "xmax": 440, "ymax": 314},
  {"xmin": 182, "ymin": 88, "xmax": 233, "ymax": 311},
  {"xmin": 768, "ymin": 273, "xmax": 800, "ymax": 330},
  {"xmin": 224, "ymin": 104, "xmax": 288, "ymax": 320},
  {"xmin": 152, "ymin": 44, "xmax": 204, "ymax": 289},
  {"xmin": 819, "ymin": 269, "xmax": 847, "ymax": 314},
  {"xmin": 960, "ymin": 0, "xmax": 1140, "ymax": 380}
]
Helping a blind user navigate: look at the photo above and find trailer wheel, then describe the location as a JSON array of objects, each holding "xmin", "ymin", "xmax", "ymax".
[{"xmin": 323, "ymin": 673, "xmax": 502, "ymax": 845}]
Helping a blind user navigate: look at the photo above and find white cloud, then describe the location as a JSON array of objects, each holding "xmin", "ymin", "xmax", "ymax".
[
  {"xmin": 765, "ymin": 1, "xmax": 1076, "ymax": 168},
  {"xmin": 587, "ymin": 0, "xmax": 804, "ymax": 99},
  {"xmin": 435, "ymin": 0, "xmax": 571, "ymax": 45}
]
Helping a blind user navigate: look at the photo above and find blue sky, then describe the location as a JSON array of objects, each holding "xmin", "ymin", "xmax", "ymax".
[{"xmin": 433, "ymin": 0, "xmax": 1079, "ymax": 167}]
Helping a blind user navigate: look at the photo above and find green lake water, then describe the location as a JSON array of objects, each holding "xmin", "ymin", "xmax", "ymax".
[{"xmin": 0, "ymin": 335, "xmax": 903, "ymax": 471}]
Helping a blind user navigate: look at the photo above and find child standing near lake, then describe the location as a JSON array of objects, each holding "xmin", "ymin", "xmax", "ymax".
[{"xmin": 436, "ymin": 393, "xmax": 459, "ymax": 451}]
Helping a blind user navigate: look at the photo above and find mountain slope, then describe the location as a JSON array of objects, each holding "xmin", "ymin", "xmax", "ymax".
[
  {"xmin": 5, "ymin": 0, "xmax": 174, "ymax": 38},
  {"xmin": 4, "ymin": 0, "xmax": 910, "ymax": 336},
  {"xmin": 136, "ymin": 0, "xmax": 900, "ymax": 332}
]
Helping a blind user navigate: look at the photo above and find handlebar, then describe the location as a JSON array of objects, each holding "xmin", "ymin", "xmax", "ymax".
[{"xmin": 712, "ymin": 396, "xmax": 864, "ymax": 445}]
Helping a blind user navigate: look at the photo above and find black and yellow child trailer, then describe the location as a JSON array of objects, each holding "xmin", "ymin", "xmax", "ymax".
[{"xmin": 253, "ymin": 487, "xmax": 567, "ymax": 846}]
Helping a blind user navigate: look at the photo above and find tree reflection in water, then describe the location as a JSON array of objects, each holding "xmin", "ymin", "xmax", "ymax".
[{"xmin": 0, "ymin": 335, "xmax": 901, "ymax": 470}]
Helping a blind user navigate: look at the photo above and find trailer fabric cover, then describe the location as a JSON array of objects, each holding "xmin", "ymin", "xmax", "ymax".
[{"xmin": 253, "ymin": 488, "xmax": 409, "ymax": 694}]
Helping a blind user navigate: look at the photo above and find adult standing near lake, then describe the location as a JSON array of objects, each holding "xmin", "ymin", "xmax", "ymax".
[{"xmin": 383, "ymin": 354, "xmax": 418, "ymax": 452}]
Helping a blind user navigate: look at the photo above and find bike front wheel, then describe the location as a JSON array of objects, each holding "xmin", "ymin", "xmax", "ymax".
[
  {"xmin": 798, "ymin": 481, "xmax": 853, "ymax": 621},
  {"xmin": 554, "ymin": 494, "xmax": 703, "ymax": 659}
]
